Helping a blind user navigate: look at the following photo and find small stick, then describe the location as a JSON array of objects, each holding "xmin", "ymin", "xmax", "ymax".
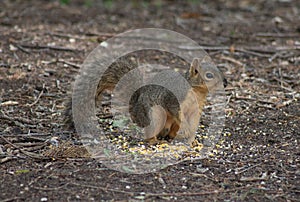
[
  {"xmin": 225, "ymin": 94, "xmax": 233, "ymax": 106},
  {"xmin": 179, "ymin": 45, "xmax": 300, "ymax": 55},
  {"xmin": 47, "ymin": 32, "xmax": 86, "ymax": 39},
  {"xmin": 234, "ymin": 163, "xmax": 261, "ymax": 174},
  {"xmin": 0, "ymin": 197, "xmax": 21, "ymax": 202},
  {"xmin": 0, "ymin": 136, "xmax": 48, "ymax": 160},
  {"xmin": 220, "ymin": 56, "xmax": 244, "ymax": 66},
  {"xmin": 57, "ymin": 59, "xmax": 81, "ymax": 69},
  {"xmin": 70, "ymin": 182, "xmax": 135, "ymax": 196},
  {"xmin": 0, "ymin": 110, "xmax": 34, "ymax": 125},
  {"xmin": 234, "ymin": 95, "xmax": 276, "ymax": 105},
  {"xmin": 146, "ymin": 186, "xmax": 255, "ymax": 197},
  {"xmin": 18, "ymin": 44, "xmax": 78, "ymax": 52},
  {"xmin": 27, "ymin": 85, "xmax": 44, "ymax": 107},
  {"xmin": 42, "ymin": 59, "xmax": 81, "ymax": 69},
  {"xmin": 33, "ymin": 183, "xmax": 69, "ymax": 191},
  {"xmin": 14, "ymin": 43, "xmax": 31, "ymax": 54},
  {"xmin": 256, "ymin": 104, "xmax": 274, "ymax": 109},
  {"xmin": 47, "ymin": 31, "xmax": 116, "ymax": 39},
  {"xmin": 0, "ymin": 156, "xmax": 15, "ymax": 164},
  {"xmin": 14, "ymin": 142, "xmax": 46, "ymax": 147},
  {"xmin": 190, "ymin": 172, "xmax": 218, "ymax": 182},
  {"xmin": 256, "ymin": 33, "xmax": 300, "ymax": 38},
  {"xmin": 84, "ymin": 32, "xmax": 117, "ymax": 38}
]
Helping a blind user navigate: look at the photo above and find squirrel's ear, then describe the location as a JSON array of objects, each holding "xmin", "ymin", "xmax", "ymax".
[
  {"xmin": 189, "ymin": 58, "xmax": 201, "ymax": 77},
  {"xmin": 200, "ymin": 55, "xmax": 212, "ymax": 63}
]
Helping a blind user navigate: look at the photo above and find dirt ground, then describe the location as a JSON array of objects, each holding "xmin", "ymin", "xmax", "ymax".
[{"xmin": 0, "ymin": 0, "xmax": 299, "ymax": 201}]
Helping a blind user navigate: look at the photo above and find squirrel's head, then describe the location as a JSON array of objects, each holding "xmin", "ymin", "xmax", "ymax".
[{"xmin": 186, "ymin": 56, "xmax": 227, "ymax": 92}]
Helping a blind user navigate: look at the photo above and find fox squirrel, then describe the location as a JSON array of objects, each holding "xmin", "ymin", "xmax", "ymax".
[
  {"xmin": 66, "ymin": 56, "xmax": 227, "ymax": 146},
  {"xmin": 128, "ymin": 57, "xmax": 227, "ymax": 145}
]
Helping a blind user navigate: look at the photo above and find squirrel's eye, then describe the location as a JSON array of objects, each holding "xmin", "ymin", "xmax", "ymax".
[{"xmin": 205, "ymin": 72, "xmax": 214, "ymax": 80}]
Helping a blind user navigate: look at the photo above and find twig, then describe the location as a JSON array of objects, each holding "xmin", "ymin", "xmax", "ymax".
[
  {"xmin": 246, "ymin": 45, "xmax": 299, "ymax": 53},
  {"xmin": 226, "ymin": 93, "xmax": 233, "ymax": 106},
  {"xmin": 47, "ymin": 32, "xmax": 87, "ymax": 40},
  {"xmin": 0, "ymin": 197, "xmax": 22, "ymax": 202},
  {"xmin": 255, "ymin": 33, "xmax": 300, "ymax": 38},
  {"xmin": 57, "ymin": 59, "xmax": 81, "ymax": 69},
  {"xmin": 0, "ymin": 134, "xmax": 48, "ymax": 142},
  {"xmin": 18, "ymin": 44, "xmax": 78, "ymax": 52},
  {"xmin": 189, "ymin": 45, "xmax": 272, "ymax": 57},
  {"xmin": 190, "ymin": 172, "xmax": 218, "ymax": 182},
  {"xmin": 22, "ymin": 144, "xmax": 47, "ymax": 152},
  {"xmin": 146, "ymin": 186, "xmax": 254, "ymax": 197},
  {"xmin": 33, "ymin": 183, "xmax": 69, "ymax": 191},
  {"xmin": 13, "ymin": 43, "xmax": 30, "ymax": 54},
  {"xmin": 27, "ymin": 84, "xmax": 44, "ymax": 107},
  {"xmin": 42, "ymin": 59, "xmax": 81, "ymax": 69},
  {"xmin": 276, "ymin": 99, "xmax": 296, "ymax": 108},
  {"xmin": 236, "ymin": 45, "xmax": 297, "ymax": 53},
  {"xmin": 0, "ymin": 136, "xmax": 48, "ymax": 160},
  {"xmin": 14, "ymin": 142, "xmax": 46, "ymax": 147},
  {"xmin": 283, "ymin": 111, "xmax": 300, "ymax": 120},
  {"xmin": 220, "ymin": 56, "xmax": 244, "ymax": 66},
  {"xmin": 179, "ymin": 45, "xmax": 300, "ymax": 57},
  {"xmin": 84, "ymin": 32, "xmax": 116, "ymax": 38},
  {"xmin": 272, "ymin": 76, "xmax": 294, "ymax": 92},
  {"xmin": 0, "ymin": 100, "xmax": 19, "ymax": 106},
  {"xmin": 237, "ymin": 49, "xmax": 272, "ymax": 57},
  {"xmin": 0, "ymin": 110, "xmax": 34, "ymax": 125},
  {"xmin": 70, "ymin": 182, "xmax": 135, "ymax": 195},
  {"xmin": 234, "ymin": 95, "xmax": 276, "ymax": 105},
  {"xmin": 239, "ymin": 177, "xmax": 267, "ymax": 182},
  {"xmin": 21, "ymin": 148, "xmax": 48, "ymax": 159},
  {"xmin": 0, "ymin": 156, "xmax": 15, "ymax": 164},
  {"xmin": 234, "ymin": 163, "xmax": 261, "ymax": 174},
  {"xmin": 47, "ymin": 31, "xmax": 116, "ymax": 40},
  {"xmin": 4, "ymin": 133, "xmax": 47, "ymax": 137},
  {"xmin": 256, "ymin": 104, "xmax": 274, "ymax": 109}
]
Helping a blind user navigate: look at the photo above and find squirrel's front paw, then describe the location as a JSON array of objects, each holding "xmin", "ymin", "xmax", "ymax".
[
  {"xmin": 156, "ymin": 128, "xmax": 170, "ymax": 139},
  {"xmin": 145, "ymin": 137, "xmax": 168, "ymax": 145}
]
